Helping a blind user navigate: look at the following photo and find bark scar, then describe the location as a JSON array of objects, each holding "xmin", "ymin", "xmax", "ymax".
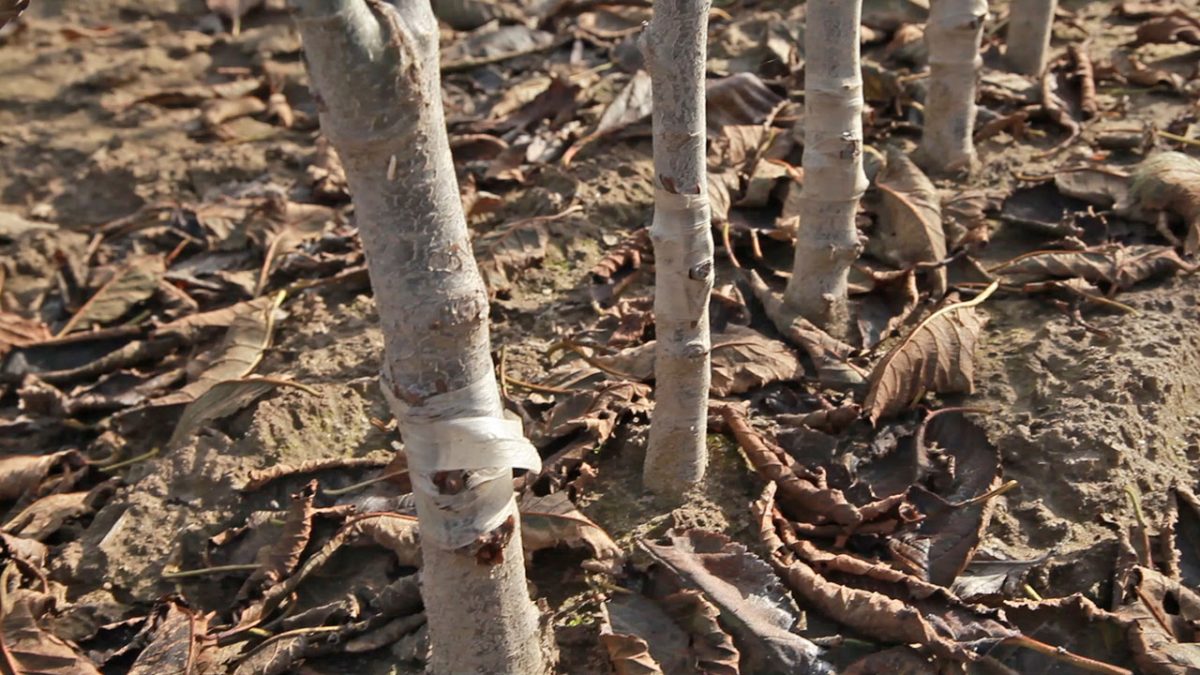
[{"xmin": 473, "ymin": 514, "xmax": 516, "ymax": 566}]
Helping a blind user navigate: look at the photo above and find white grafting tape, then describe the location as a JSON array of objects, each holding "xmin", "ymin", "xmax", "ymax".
[{"xmin": 381, "ymin": 369, "xmax": 541, "ymax": 549}]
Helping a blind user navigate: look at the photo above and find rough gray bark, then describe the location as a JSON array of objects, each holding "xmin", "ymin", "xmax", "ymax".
[
  {"xmin": 640, "ymin": 0, "xmax": 715, "ymax": 498},
  {"xmin": 1006, "ymin": 0, "xmax": 1056, "ymax": 75},
  {"xmin": 292, "ymin": 1, "xmax": 549, "ymax": 672},
  {"xmin": 916, "ymin": 0, "xmax": 988, "ymax": 176},
  {"xmin": 784, "ymin": 0, "xmax": 867, "ymax": 336}
]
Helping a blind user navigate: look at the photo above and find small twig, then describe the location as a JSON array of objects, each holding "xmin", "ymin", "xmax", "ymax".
[
  {"xmin": 161, "ymin": 563, "xmax": 261, "ymax": 580},
  {"xmin": 502, "ymin": 374, "xmax": 577, "ymax": 395},
  {"xmin": 99, "ymin": 447, "xmax": 160, "ymax": 472},
  {"xmin": 1023, "ymin": 584, "xmax": 1044, "ymax": 601},
  {"xmin": 1155, "ymin": 129, "xmax": 1200, "ymax": 148},
  {"xmin": 1124, "ymin": 485, "xmax": 1154, "ymax": 568},
  {"xmin": 322, "ymin": 469, "xmax": 409, "ymax": 496},
  {"xmin": 953, "ymin": 480, "xmax": 1019, "ymax": 508},
  {"xmin": 547, "ymin": 340, "xmax": 639, "ymax": 381},
  {"xmin": 1005, "ymin": 635, "xmax": 1131, "ymax": 675}
]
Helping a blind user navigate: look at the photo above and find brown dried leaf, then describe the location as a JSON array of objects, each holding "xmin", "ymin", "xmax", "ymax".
[
  {"xmin": 843, "ymin": 646, "xmax": 936, "ymax": 674},
  {"xmin": 155, "ymin": 294, "xmax": 279, "ymax": 343},
  {"xmin": 868, "ymin": 149, "xmax": 947, "ymax": 295},
  {"xmin": 127, "ymin": 600, "xmax": 214, "ymax": 675},
  {"xmin": 640, "ymin": 528, "xmax": 828, "ymax": 673},
  {"xmin": 863, "ymin": 284, "xmax": 995, "ymax": 423},
  {"xmin": 594, "ymin": 70, "xmax": 653, "ymax": 137},
  {"xmin": 1115, "ymin": 566, "xmax": 1200, "ymax": 674},
  {"xmin": 746, "ymin": 270, "xmax": 867, "ymax": 387},
  {"xmin": 722, "ymin": 406, "xmax": 861, "ymax": 527},
  {"xmin": 1129, "ymin": 11, "xmax": 1200, "ymax": 47},
  {"xmin": 154, "ymin": 292, "xmax": 284, "ymax": 406},
  {"xmin": 1130, "ymin": 152, "xmax": 1200, "ymax": 254},
  {"xmin": 0, "ymin": 450, "xmax": 81, "ymax": 502},
  {"xmin": 599, "ymin": 598, "xmax": 669, "ymax": 675},
  {"xmin": 658, "ymin": 591, "xmax": 739, "ymax": 675},
  {"xmin": 237, "ymin": 482, "xmax": 317, "ymax": 602},
  {"xmin": 993, "ymin": 244, "xmax": 1196, "ymax": 290},
  {"xmin": 0, "ymin": 586, "xmax": 102, "ymax": 675},
  {"xmin": 2, "ymin": 491, "xmax": 91, "ymax": 541},
  {"xmin": 59, "ymin": 257, "xmax": 164, "ymax": 335},
  {"xmin": 347, "ymin": 513, "xmax": 421, "ymax": 567},
  {"xmin": 710, "ymin": 326, "xmax": 805, "ymax": 396},
  {"xmin": 239, "ymin": 456, "xmax": 391, "ymax": 492},
  {"xmin": 306, "ymin": 135, "xmax": 348, "ymax": 203},
  {"xmin": 519, "ymin": 491, "xmax": 622, "ymax": 561},
  {"xmin": 170, "ymin": 377, "xmax": 312, "ymax": 448},
  {"xmin": 1002, "ymin": 595, "xmax": 1135, "ymax": 673},
  {"xmin": 0, "ymin": 312, "xmax": 51, "ymax": 359},
  {"xmin": 705, "ymin": 72, "xmax": 784, "ymax": 133},
  {"xmin": 475, "ymin": 218, "xmax": 550, "ymax": 297}
]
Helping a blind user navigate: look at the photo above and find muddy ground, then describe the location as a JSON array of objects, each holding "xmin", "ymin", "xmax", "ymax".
[{"xmin": 2, "ymin": 0, "xmax": 1200, "ymax": 672}]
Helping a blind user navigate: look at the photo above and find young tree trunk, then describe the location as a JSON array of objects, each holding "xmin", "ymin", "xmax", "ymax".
[
  {"xmin": 783, "ymin": 0, "xmax": 867, "ymax": 337},
  {"xmin": 292, "ymin": 1, "xmax": 549, "ymax": 672},
  {"xmin": 915, "ymin": 0, "xmax": 988, "ymax": 175},
  {"xmin": 1006, "ymin": 0, "xmax": 1056, "ymax": 75},
  {"xmin": 640, "ymin": 0, "xmax": 715, "ymax": 498}
]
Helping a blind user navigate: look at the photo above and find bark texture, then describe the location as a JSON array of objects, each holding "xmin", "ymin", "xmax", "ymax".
[
  {"xmin": 641, "ymin": 0, "xmax": 715, "ymax": 498},
  {"xmin": 1006, "ymin": 0, "xmax": 1056, "ymax": 75},
  {"xmin": 916, "ymin": 0, "xmax": 988, "ymax": 175},
  {"xmin": 784, "ymin": 0, "xmax": 867, "ymax": 336},
  {"xmin": 292, "ymin": 1, "xmax": 548, "ymax": 672}
]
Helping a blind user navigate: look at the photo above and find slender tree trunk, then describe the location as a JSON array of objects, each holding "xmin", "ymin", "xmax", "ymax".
[
  {"xmin": 915, "ymin": 0, "xmax": 988, "ymax": 176},
  {"xmin": 292, "ymin": 1, "xmax": 549, "ymax": 672},
  {"xmin": 783, "ymin": 0, "xmax": 867, "ymax": 337},
  {"xmin": 1006, "ymin": 0, "xmax": 1056, "ymax": 75},
  {"xmin": 640, "ymin": 0, "xmax": 715, "ymax": 498}
]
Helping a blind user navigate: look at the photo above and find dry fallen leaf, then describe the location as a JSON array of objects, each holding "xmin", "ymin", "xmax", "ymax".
[
  {"xmin": 1128, "ymin": 10, "xmax": 1200, "ymax": 47},
  {"xmin": 599, "ymin": 597, "xmax": 669, "ymax": 675},
  {"xmin": 1129, "ymin": 152, "xmax": 1200, "ymax": 254},
  {"xmin": 992, "ymin": 244, "xmax": 1196, "ymax": 290},
  {"xmin": 863, "ymin": 283, "xmax": 995, "ymax": 423},
  {"xmin": 0, "ymin": 450, "xmax": 82, "ymax": 502},
  {"xmin": 475, "ymin": 218, "xmax": 550, "ymax": 297},
  {"xmin": 127, "ymin": 600, "xmax": 214, "ymax": 675},
  {"xmin": 237, "ymin": 482, "xmax": 318, "ymax": 602},
  {"xmin": 170, "ymin": 377, "xmax": 314, "ymax": 448},
  {"xmin": 0, "ymin": 312, "xmax": 51, "ymax": 359},
  {"xmin": 59, "ymin": 257, "xmax": 165, "ymax": 336},
  {"xmin": 868, "ymin": 149, "xmax": 948, "ymax": 295},
  {"xmin": 519, "ymin": 491, "xmax": 622, "ymax": 563},
  {"xmin": 640, "ymin": 528, "xmax": 830, "ymax": 673},
  {"xmin": 658, "ymin": 591, "xmax": 739, "ymax": 675},
  {"xmin": 1115, "ymin": 566, "xmax": 1200, "ymax": 673},
  {"xmin": 0, "ymin": 584, "xmax": 102, "ymax": 675}
]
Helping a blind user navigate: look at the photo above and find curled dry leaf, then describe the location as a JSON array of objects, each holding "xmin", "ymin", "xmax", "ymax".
[
  {"xmin": 127, "ymin": 600, "xmax": 214, "ymax": 675},
  {"xmin": 640, "ymin": 527, "xmax": 831, "ymax": 673},
  {"xmin": 705, "ymin": 72, "xmax": 785, "ymax": 133},
  {"xmin": 710, "ymin": 326, "xmax": 806, "ymax": 396},
  {"xmin": 993, "ymin": 244, "xmax": 1196, "ymax": 290},
  {"xmin": 868, "ymin": 149, "xmax": 948, "ymax": 295},
  {"xmin": 59, "ymin": 257, "xmax": 165, "ymax": 336},
  {"xmin": 746, "ymin": 270, "xmax": 867, "ymax": 387},
  {"xmin": 0, "ymin": 585, "xmax": 102, "ymax": 675},
  {"xmin": 1129, "ymin": 11, "xmax": 1200, "ymax": 47},
  {"xmin": 599, "ymin": 597, "xmax": 669, "ymax": 675},
  {"xmin": 863, "ymin": 283, "xmax": 995, "ymax": 424},
  {"xmin": 1129, "ymin": 153, "xmax": 1200, "ymax": 254},
  {"xmin": 658, "ymin": 591, "xmax": 739, "ymax": 675},
  {"xmin": 3, "ymin": 491, "xmax": 92, "ymax": 541},
  {"xmin": 1115, "ymin": 566, "xmax": 1200, "ymax": 674},
  {"xmin": 237, "ymin": 482, "xmax": 318, "ymax": 602},
  {"xmin": 0, "ymin": 312, "xmax": 51, "ymax": 359},
  {"xmin": 518, "ymin": 491, "xmax": 622, "ymax": 562},
  {"xmin": 0, "ymin": 450, "xmax": 82, "ymax": 502},
  {"xmin": 723, "ymin": 405, "xmax": 862, "ymax": 527}
]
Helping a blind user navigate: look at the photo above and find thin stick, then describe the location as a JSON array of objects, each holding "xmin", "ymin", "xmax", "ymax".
[
  {"xmin": 162, "ymin": 563, "xmax": 260, "ymax": 580},
  {"xmin": 1005, "ymin": 634, "xmax": 1132, "ymax": 675},
  {"xmin": 502, "ymin": 374, "xmax": 576, "ymax": 395},
  {"xmin": 1124, "ymin": 485, "xmax": 1154, "ymax": 568},
  {"xmin": 322, "ymin": 469, "xmax": 409, "ymax": 496},
  {"xmin": 547, "ymin": 341, "xmax": 638, "ymax": 381},
  {"xmin": 1156, "ymin": 129, "xmax": 1200, "ymax": 148},
  {"xmin": 953, "ymin": 480, "xmax": 1018, "ymax": 508},
  {"xmin": 99, "ymin": 447, "xmax": 160, "ymax": 472}
]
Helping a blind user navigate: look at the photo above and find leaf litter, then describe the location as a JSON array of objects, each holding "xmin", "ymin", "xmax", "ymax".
[{"xmin": 2, "ymin": 0, "xmax": 1200, "ymax": 672}]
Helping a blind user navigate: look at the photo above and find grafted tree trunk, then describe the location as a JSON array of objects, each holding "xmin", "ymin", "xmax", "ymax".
[
  {"xmin": 783, "ymin": 0, "xmax": 867, "ymax": 336},
  {"xmin": 641, "ymin": 0, "xmax": 715, "ymax": 498},
  {"xmin": 916, "ymin": 0, "xmax": 988, "ymax": 175},
  {"xmin": 1006, "ymin": 0, "xmax": 1056, "ymax": 75},
  {"xmin": 292, "ymin": 1, "xmax": 549, "ymax": 672}
]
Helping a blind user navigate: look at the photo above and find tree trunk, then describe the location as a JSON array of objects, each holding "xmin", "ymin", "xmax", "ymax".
[
  {"xmin": 640, "ymin": 0, "xmax": 715, "ymax": 498},
  {"xmin": 915, "ymin": 0, "xmax": 988, "ymax": 176},
  {"xmin": 783, "ymin": 0, "xmax": 867, "ymax": 337},
  {"xmin": 1006, "ymin": 0, "xmax": 1056, "ymax": 75},
  {"xmin": 292, "ymin": 1, "xmax": 549, "ymax": 672}
]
